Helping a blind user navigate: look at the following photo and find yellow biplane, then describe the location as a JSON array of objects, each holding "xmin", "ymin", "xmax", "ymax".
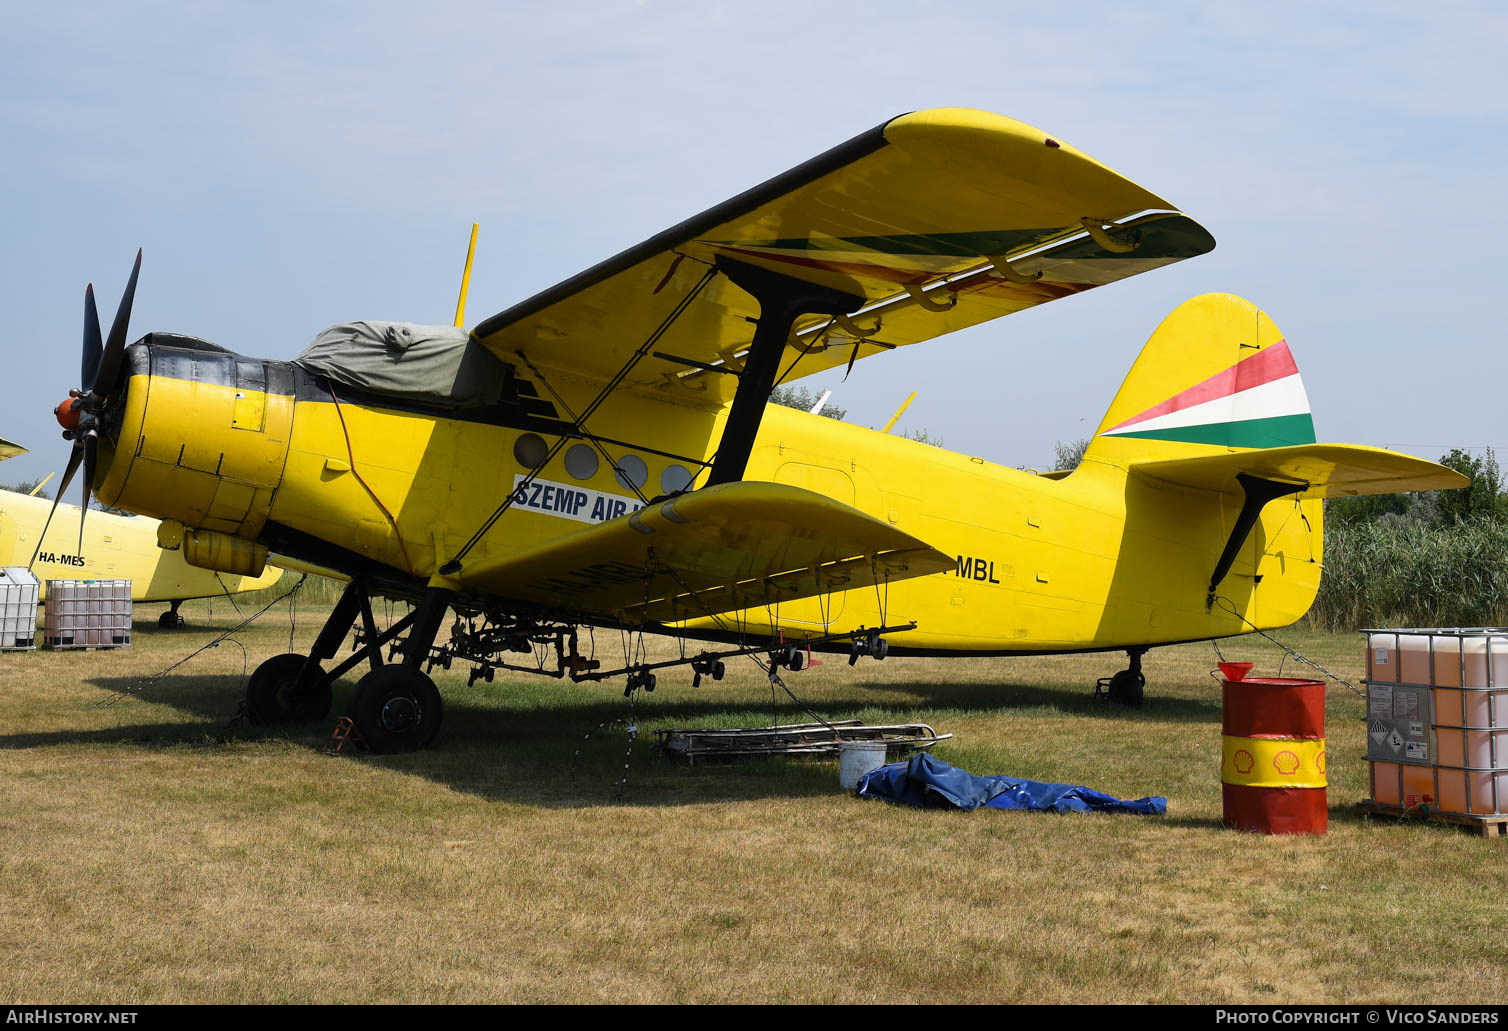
[{"xmin": 38, "ymin": 108, "xmax": 1465, "ymax": 751}]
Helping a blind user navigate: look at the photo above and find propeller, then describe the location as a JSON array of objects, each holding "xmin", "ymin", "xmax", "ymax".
[{"xmin": 30, "ymin": 250, "xmax": 141, "ymax": 569}]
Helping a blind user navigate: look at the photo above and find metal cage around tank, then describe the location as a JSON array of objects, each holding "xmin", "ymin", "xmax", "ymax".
[
  {"xmin": 43, "ymin": 579, "xmax": 133, "ymax": 650},
  {"xmin": 1362, "ymin": 628, "xmax": 1508, "ymax": 819},
  {"xmin": 0, "ymin": 567, "xmax": 39, "ymax": 651}
]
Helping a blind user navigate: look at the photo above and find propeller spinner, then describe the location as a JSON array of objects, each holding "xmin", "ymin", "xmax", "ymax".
[{"xmin": 30, "ymin": 249, "xmax": 142, "ymax": 568}]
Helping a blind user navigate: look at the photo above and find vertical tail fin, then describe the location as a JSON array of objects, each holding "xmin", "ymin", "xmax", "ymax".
[
  {"xmin": 1082, "ymin": 293, "xmax": 1465, "ymax": 618},
  {"xmin": 1082, "ymin": 293, "xmax": 1316, "ymax": 469}
]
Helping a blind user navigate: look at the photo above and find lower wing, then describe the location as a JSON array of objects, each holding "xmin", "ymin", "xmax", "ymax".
[{"xmin": 456, "ymin": 482, "xmax": 953, "ymax": 625}]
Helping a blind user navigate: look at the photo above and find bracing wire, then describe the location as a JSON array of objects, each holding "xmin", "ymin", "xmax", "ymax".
[{"xmin": 1211, "ymin": 594, "xmax": 1365, "ymax": 697}]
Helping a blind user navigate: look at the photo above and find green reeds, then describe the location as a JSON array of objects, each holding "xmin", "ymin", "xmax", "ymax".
[{"xmin": 1309, "ymin": 517, "xmax": 1508, "ymax": 630}]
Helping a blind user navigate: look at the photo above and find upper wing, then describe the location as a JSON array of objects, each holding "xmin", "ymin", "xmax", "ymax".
[
  {"xmin": 1130, "ymin": 444, "xmax": 1470, "ymax": 498},
  {"xmin": 455, "ymin": 481, "xmax": 953, "ymax": 625},
  {"xmin": 0, "ymin": 436, "xmax": 25, "ymax": 462},
  {"xmin": 473, "ymin": 108, "xmax": 1214, "ymax": 403}
]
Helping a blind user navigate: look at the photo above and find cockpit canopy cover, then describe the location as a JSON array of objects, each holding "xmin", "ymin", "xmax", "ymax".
[{"xmin": 293, "ymin": 321, "xmax": 507, "ymax": 409}]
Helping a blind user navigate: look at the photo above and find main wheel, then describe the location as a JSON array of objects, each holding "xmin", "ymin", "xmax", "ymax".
[
  {"xmin": 349, "ymin": 666, "xmax": 444, "ymax": 754},
  {"xmin": 1106, "ymin": 669, "xmax": 1146, "ymax": 709},
  {"xmin": 245, "ymin": 652, "xmax": 332, "ymax": 724},
  {"xmin": 158, "ymin": 609, "xmax": 185, "ymax": 629}
]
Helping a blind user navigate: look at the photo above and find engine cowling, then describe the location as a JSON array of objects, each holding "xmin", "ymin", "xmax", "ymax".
[{"xmin": 95, "ymin": 339, "xmax": 294, "ymax": 545}]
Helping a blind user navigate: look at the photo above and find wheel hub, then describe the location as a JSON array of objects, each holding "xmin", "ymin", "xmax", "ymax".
[
  {"xmin": 380, "ymin": 695, "xmax": 422, "ymax": 734},
  {"xmin": 275, "ymin": 680, "xmax": 299, "ymax": 707}
]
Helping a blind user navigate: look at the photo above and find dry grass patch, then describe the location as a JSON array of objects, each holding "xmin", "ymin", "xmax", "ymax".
[{"xmin": 0, "ymin": 600, "xmax": 1504, "ymax": 1003}]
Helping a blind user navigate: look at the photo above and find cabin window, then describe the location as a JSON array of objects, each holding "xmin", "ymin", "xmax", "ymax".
[
  {"xmin": 660, "ymin": 465, "xmax": 694, "ymax": 494},
  {"xmin": 513, "ymin": 433, "xmax": 548, "ymax": 469},
  {"xmin": 564, "ymin": 444, "xmax": 599, "ymax": 480},
  {"xmin": 614, "ymin": 455, "xmax": 648, "ymax": 492}
]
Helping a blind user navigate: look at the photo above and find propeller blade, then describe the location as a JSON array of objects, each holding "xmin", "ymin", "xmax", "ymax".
[
  {"xmin": 95, "ymin": 248, "xmax": 141, "ymax": 397},
  {"xmin": 28, "ymin": 445, "xmax": 84, "ymax": 569},
  {"xmin": 77, "ymin": 434, "xmax": 96, "ymax": 556},
  {"xmin": 81, "ymin": 284, "xmax": 102, "ymax": 391}
]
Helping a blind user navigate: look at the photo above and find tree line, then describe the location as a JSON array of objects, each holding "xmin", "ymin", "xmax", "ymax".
[{"xmin": 1307, "ymin": 449, "xmax": 1508, "ymax": 630}]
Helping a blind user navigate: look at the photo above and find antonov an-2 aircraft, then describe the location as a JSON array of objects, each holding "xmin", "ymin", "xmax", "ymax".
[{"xmin": 40, "ymin": 108, "xmax": 1464, "ymax": 751}]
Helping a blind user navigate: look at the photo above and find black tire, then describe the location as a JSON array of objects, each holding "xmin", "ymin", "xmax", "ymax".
[
  {"xmin": 348, "ymin": 666, "xmax": 443, "ymax": 753},
  {"xmin": 245, "ymin": 652, "xmax": 333, "ymax": 725},
  {"xmin": 1107, "ymin": 669, "xmax": 1146, "ymax": 709},
  {"xmin": 158, "ymin": 610, "xmax": 184, "ymax": 629}
]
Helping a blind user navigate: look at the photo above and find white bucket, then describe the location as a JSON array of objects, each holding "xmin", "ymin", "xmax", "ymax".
[{"xmin": 838, "ymin": 741, "xmax": 890, "ymax": 790}]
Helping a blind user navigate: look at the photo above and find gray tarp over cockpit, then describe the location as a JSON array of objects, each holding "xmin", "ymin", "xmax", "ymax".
[{"xmin": 292, "ymin": 321, "xmax": 508, "ymax": 408}]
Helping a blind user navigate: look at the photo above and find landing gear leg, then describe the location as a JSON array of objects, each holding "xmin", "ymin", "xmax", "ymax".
[
  {"xmin": 158, "ymin": 600, "xmax": 185, "ymax": 629},
  {"xmin": 245, "ymin": 577, "xmax": 416, "ymax": 726},
  {"xmin": 1096, "ymin": 648, "xmax": 1147, "ymax": 708},
  {"xmin": 348, "ymin": 586, "xmax": 454, "ymax": 753}
]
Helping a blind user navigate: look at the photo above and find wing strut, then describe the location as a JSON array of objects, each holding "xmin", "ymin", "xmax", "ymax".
[
  {"xmin": 1206, "ymin": 473, "xmax": 1306, "ymax": 607},
  {"xmin": 705, "ymin": 257, "xmax": 864, "ymax": 487}
]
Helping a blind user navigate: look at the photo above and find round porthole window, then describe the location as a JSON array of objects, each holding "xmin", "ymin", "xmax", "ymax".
[
  {"xmin": 614, "ymin": 454, "xmax": 648, "ymax": 491},
  {"xmin": 564, "ymin": 444, "xmax": 599, "ymax": 480},
  {"xmin": 513, "ymin": 432, "xmax": 548, "ymax": 469},
  {"xmin": 660, "ymin": 464, "xmax": 694, "ymax": 494}
]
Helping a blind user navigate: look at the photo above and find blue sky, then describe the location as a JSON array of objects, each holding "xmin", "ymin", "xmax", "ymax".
[{"xmin": 3, "ymin": 1, "xmax": 1504, "ymax": 488}]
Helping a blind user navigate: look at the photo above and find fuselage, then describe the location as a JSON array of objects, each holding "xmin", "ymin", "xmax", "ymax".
[{"xmin": 93, "ymin": 334, "xmax": 1323, "ymax": 653}]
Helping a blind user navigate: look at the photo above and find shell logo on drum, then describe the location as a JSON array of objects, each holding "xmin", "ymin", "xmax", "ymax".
[
  {"xmin": 1273, "ymin": 750, "xmax": 1301, "ymax": 775},
  {"xmin": 1233, "ymin": 749, "xmax": 1255, "ymax": 775},
  {"xmin": 1315, "ymin": 747, "xmax": 1325, "ymax": 774}
]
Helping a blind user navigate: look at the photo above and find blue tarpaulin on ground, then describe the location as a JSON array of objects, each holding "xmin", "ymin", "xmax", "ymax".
[{"xmin": 855, "ymin": 752, "xmax": 1166, "ymax": 815}]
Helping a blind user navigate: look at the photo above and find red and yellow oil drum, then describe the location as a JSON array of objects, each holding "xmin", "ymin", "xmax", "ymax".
[{"xmin": 1221, "ymin": 677, "xmax": 1327, "ymax": 834}]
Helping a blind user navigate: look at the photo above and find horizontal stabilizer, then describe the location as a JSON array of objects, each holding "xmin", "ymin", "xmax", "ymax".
[
  {"xmin": 1130, "ymin": 443, "xmax": 1469, "ymax": 498},
  {"xmin": 456, "ymin": 482, "xmax": 954, "ymax": 624}
]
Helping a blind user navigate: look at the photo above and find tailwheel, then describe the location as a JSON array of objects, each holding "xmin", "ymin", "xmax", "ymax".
[
  {"xmin": 158, "ymin": 601, "xmax": 185, "ymax": 629},
  {"xmin": 349, "ymin": 665, "xmax": 444, "ymax": 754},
  {"xmin": 1095, "ymin": 648, "xmax": 1147, "ymax": 709},
  {"xmin": 1103, "ymin": 668, "xmax": 1145, "ymax": 708},
  {"xmin": 246, "ymin": 652, "xmax": 333, "ymax": 724}
]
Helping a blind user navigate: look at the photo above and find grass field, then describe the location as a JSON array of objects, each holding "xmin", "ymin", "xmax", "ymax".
[{"xmin": 1, "ymin": 595, "xmax": 1504, "ymax": 1005}]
